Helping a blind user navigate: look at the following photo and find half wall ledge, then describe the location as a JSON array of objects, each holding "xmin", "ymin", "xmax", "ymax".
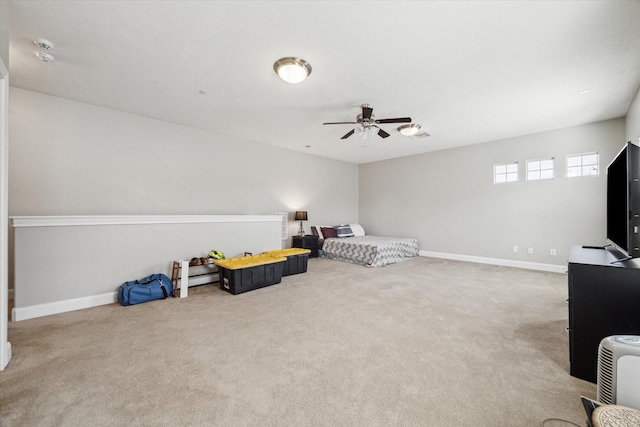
[
  {"xmin": 10, "ymin": 214, "xmax": 285, "ymax": 321},
  {"xmin": 10, "ymin": 214, "xmax": 283, "ymax": 228}
]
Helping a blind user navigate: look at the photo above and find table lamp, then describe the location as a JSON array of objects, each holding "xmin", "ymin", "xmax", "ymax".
[{"xmin": 295, "ymin": 211, "xmax": 308, "ymax": 236}]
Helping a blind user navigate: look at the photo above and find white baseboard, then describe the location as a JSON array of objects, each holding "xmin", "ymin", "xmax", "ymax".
[
  {"xmin": 12, "ymin": 292, "xmax": 117, "ymax": 322},
  {"xmin": 419, "ymin": 250, "xmax": 567, "ymax": 274},
  {"xmin": 9, "ymin": 252, "xmax": 565, "ymax": 322}
]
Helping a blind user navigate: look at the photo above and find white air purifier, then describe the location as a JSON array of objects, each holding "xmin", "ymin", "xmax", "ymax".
[{"xmin": 597, "ymin": 335, "xmax": 640, "ymax": 409}]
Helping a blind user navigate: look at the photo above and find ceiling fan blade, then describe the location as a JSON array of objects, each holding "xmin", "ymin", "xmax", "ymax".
[
  {"xmin": 375, "ymin": 117, "xmax": 412, "ymax": 124},
  {"xmin": 362, "ymin": 105, "xmax": 373, "ymax": 120},
  {"xmin": 323, "ymin": 121, "xmax": 357, "ymax": 125},
  {"xmin": 377, "ymin": 128, "xmax": 390, "ymax": 138},
  {"xmin": 341, "ymin": 129, "xmax": 355, "ymax": 139}
]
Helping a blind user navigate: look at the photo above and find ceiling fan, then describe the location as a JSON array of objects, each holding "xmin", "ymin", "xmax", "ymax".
[{"xmin": 323, "ymin": 104, "xmax": 411, "ymax": 139}]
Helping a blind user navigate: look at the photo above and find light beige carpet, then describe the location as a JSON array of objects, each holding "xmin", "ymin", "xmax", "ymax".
[{"xmin": 0, "ymin": 256, "xmax": 595, "ymax": 426}]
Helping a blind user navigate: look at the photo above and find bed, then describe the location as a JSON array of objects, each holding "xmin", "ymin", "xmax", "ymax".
[{"xmin": 312, "ymin": 225, "xmax": 419, "ymax": 268}]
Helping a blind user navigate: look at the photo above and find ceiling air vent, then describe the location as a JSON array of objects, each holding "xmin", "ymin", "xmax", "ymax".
[
  {"xmin": 35, "ymin": 52, "xmax": 54, "ymax": 63},
  {"xmin": 413, "ymin": 132, "xmax": 431, "ymax": 138}
]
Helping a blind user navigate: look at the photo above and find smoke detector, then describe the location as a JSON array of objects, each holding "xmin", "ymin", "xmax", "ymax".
[{"xmin": 34, "ymin": 39, "xmax": 54, "ymax": 50}]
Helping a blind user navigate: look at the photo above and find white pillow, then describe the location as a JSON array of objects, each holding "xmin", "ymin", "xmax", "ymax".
[{"xmin": 349, "ymin": 223, "xmax": 365, "ymax": 237}]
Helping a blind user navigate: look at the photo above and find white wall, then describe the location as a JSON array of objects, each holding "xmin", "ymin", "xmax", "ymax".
[
  {"xmin": 359, "ymin": 118, "xmax": 625, "ymax": 266},
  {"xmin": 0, "ymin": 54, "xmax": 11, "ymax": 369},
  {"xmin": 11, "ymin": 215, "xmax": 283, "ymax": 319},
  {"xmin": 0, "ymin": 1, "xmax": 11, "ymax": 369},
  {"xmin": 8, "ymin": 88, "xmax": 359, "ymax": 289},
  {"xmin": 0, "ymin": 1, "xmax": 9, "ymax": 68},
  {"xmin": 9, "ymin": 88, "xmax": 358, "ymax": 222},
  {"xmin": 9, "ymin": 86, "xmax": 637, "ymax": 288},
  {"xmin": 626, "ymin": 87, "xmax": 640, "ymax": 145}
]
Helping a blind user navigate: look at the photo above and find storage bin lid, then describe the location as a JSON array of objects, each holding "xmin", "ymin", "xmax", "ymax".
[
  {"xmin": 262, "ymin": 248, "xmax": 311, "ymax": 256},
  {"xmin": 214, "ymin": 254, "xmax": 286, "ymax": 270}
]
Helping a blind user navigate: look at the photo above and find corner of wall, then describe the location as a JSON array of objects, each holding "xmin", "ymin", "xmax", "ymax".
[{"xmin": 626, "ymin": 86, "xmax": 640, "ymax": 144}]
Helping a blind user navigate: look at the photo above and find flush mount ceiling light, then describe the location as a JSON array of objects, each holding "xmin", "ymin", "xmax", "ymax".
[
  {"xmin": 398, "ymin": 124, "xmax": 421, "ymax": 136},
  {"xmin": 273, "ymin": 57, "xmax": 312, "ymax": 84}
]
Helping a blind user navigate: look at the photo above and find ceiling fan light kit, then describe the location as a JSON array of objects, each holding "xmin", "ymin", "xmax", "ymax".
[{"xmin": 273, "ymin": 57, "xmax": 312, "ymax": 84}]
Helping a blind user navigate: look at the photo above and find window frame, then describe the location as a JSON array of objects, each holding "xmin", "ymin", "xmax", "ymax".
[
  {"xmin": 566, "ymin": 152, "xmax": 599, "ymax": 178},
  {"xmin": 493, "ymin": 161, "xmax": 519, "ymax": 184},
  {"xmin": 526, "ymin": 157, "xmax": 555, "ymax": 182}
]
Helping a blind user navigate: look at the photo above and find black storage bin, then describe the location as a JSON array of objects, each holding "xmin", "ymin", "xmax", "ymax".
[
  {"xmin": 216, "ymin": 257, "xmax": 285, "ymax": 295},
  {"xmin": 263, "ymin": 248, "xmax": 311, "ymax": 276},
  {"xmin": 281, "ymin": 253, "xmax": 309, "ymax": 276}
]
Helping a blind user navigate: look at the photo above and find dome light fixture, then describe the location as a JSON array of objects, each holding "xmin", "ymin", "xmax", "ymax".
[
  {"xmin": 273, "ymin": 57, "xmax": 312, "ymax": 84},
  {"xmin": 398, "ymin": 124, "xmax": 421, "ymax": 136}
]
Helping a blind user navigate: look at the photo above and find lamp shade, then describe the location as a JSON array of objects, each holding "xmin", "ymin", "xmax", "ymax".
[{"xmin": 294, "ymin": 211, "xmax": 308, "ymax": 221}]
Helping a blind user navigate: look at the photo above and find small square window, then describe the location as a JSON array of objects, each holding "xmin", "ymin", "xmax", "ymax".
[
  {"xmin": 527, "ymin": 158, "xmax": 554, "ymax": 181},
  {"xmin": 540, "ymin": 169, "xmax": 554, "ymax": 180},
  {"xmin": 494, "ymin": 162, "xmax": 518, "ymax": 184},
  {"xmin": 567, "ymin": 152, "xmax": 599, "ymax": 177}
]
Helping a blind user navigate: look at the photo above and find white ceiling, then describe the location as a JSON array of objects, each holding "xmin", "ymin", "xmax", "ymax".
[{"xmin": 7, "ymin": 0, "xmax": 640, "ymax": 164}]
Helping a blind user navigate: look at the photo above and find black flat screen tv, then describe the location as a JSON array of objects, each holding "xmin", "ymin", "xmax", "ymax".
[{"xmin": 607, "ymin": 141, "xmax": 640, "ymax": 258}]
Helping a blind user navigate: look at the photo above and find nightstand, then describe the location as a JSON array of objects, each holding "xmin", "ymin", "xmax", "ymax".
[{"xmin": 292, "ymin": 235, "xmax": 319, "ymax": 258}]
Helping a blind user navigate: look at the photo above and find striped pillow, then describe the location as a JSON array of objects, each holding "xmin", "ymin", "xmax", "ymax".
[{"xmin": 335, "ymin": 225, "xmax": 354, "ymax": 238}]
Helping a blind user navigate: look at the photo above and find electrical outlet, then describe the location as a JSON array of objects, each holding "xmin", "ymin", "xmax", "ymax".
[
  {"xmin": 550, "ymin": 248, "xmax": 557, "ymax": 256},
  {"xmin": 512, "ymin": 245, "xmax": 518, "ymax": 253},
  {"xmin": 527, "ymin": 248, "xmax": 534, "ymax": 255}
]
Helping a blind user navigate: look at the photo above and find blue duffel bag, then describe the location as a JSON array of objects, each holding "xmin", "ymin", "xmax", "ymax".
[{"xmin": 117, "ymin": 273, "xmax": 173, "ymax": 306}]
